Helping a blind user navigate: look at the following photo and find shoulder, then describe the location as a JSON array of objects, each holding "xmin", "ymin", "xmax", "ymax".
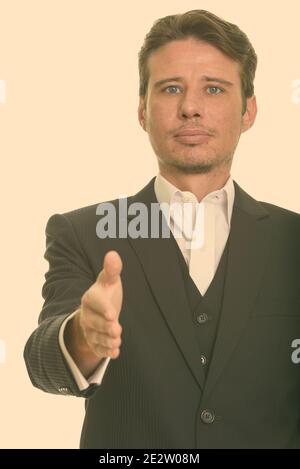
[
  {"xmin": 259, "ymin": 200, "xmax": 300, "ymax": 225},
  {"xmin": 52, "ymin": 196, "xmax": 130, "ymax": 228},
  {"xmin": 62, "ymin": 197, "xmax": 123, "ymax": 222},
  {"xmin": 45, "ymin": 195, "xmax": 138, "ymax": 247},
  {"xmin": 258, "ymin": 201, "xmax": 300, "ymax": 250}
]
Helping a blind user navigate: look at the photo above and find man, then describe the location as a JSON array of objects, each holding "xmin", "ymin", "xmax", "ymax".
[{"xmin": 24, "ymin": 10, "xmax": 300, "ymax": 448}]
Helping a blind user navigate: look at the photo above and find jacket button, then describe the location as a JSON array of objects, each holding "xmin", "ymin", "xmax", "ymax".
[
  {"xmin": 58, "ymin": 386, "xmax": 70, "ymax": 395},
  {"xmin": 201, "ymin": 409, "xmax": 215, "ymax": 424},
  {"xmin": 197, "ymin": 313, "xmax": 209, "ymax": 324},
  {"xmin": 200, "ymin": 354, "xmax": 207, "ymax": 365}
]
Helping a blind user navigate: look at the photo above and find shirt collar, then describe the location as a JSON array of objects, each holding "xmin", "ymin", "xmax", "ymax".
[{"xmin": 154, "ymin": 172, "xmax": 235, "ymax": 226}]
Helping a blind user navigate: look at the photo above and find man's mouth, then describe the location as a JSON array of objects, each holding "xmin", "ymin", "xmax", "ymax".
[{"xmin": 174, "ymin": 129, "xmax": 212, "ymax": 144}]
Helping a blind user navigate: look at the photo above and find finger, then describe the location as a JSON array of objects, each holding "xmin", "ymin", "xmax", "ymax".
[
  {"xmin": 86, "ymin": 330, "xmax": 122, "ymax": 350},
  {"xmin": 98, "ymin": 250, "xmax": 122, "ymax": 286},
  {"xmin": 96, "ymin": 347, "xmax": 120, "ymax": 360},
  {"xmin": 86, "ymin": 333, "xmax": 121, "ymax": 359},
  {"xmin": 81, "ymin": 313, "xmax": 122, "ymax": 338},
  {"xmin": 89, "ymin": 343, "xmax": 120, "ymax": 360},
  {"xmin": 103, "ymin": 335, "xmax": 122, "ymax": 350}
]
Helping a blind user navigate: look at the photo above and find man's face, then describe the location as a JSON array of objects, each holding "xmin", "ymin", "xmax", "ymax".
[{"xmin": 138, "ymin": 38, "xmax": 257, "ymax": 174}]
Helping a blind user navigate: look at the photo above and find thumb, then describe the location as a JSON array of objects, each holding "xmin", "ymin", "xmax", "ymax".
[{"xmin": 98, "ymin": 250, "xmax": 123, "ymax": 286}]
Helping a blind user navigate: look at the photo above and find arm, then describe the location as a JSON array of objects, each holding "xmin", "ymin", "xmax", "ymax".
[
  {"xmin": 24, "ymin": 213, "xmax": 97, "ymax": 397},
  {"xmin": 24, "ymin": 212, "xmax": 122, "ymax": 398}
]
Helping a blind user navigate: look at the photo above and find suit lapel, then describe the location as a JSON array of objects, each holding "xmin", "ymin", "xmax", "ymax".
[
  {"xmin": 203, "ymin": 182, "xmax": 273, "ymax": 397},
  {"xmin": 126, "ymin": 178, "xmax": 206, "ymax": 390}
]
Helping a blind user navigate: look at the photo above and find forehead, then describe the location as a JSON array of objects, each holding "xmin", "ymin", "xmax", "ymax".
[{"xmin": 147, "ymin": 38, "xmax": 241, "ymax": 84}]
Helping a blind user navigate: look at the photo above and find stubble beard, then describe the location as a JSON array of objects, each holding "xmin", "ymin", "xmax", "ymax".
[{"xmin": 156, "ymin": 148, "xmax": 234, "ymax": 175}]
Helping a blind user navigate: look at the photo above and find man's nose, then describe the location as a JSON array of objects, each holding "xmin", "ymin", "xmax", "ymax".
[{"xmin": 179, "ymin": 89, "xmax": 204, "ymax": 119}]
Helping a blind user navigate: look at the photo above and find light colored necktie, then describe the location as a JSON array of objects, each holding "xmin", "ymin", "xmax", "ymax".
[
  {"xmin": 170, "ymin": 197, "xmax": 215, "ymax": 295},
  {"xmin": 187, "ymin": 201, "xmax": 215, "ymax": 295}
]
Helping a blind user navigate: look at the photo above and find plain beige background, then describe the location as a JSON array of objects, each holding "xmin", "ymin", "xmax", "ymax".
[{"xmin": 0, "ymin": 0, "xmax": 299, "ymax": 448}]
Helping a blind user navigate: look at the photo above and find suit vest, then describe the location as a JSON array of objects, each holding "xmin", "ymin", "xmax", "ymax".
[{"xmin": 175, "ymin": 239, "xmax": 230, "ymax": 379}]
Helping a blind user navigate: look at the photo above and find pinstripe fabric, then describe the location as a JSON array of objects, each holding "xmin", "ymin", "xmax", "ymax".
[{"xmin": 23, "ymin": 178, "xmax": 300, "ymax": 448}]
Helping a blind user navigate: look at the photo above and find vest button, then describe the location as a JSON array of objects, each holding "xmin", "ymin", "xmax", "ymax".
[
  {"xmin": 200, "ymin": 354, "xmax": 207, "ymax": 365},
  {"xmin": 197, "ymin": 313, "xmax": 209, "ymax": 324},
  {"xmin": 201, "ymin": 409, "xmax": 215, "ymax": 424}
]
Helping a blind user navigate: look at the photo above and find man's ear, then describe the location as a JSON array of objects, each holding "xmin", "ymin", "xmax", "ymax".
[
  {"xmin": 138, "ymin": 97, "xmax": 147, "ymax": 132},
  {"xmin": 241, "ymin": 95, "xmax": 257, "ymax": 133}
]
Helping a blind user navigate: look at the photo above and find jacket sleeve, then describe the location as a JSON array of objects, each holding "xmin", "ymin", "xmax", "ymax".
[{"xmin": 23, "ymin": 212, "xmax": 99, "ymax": 398}]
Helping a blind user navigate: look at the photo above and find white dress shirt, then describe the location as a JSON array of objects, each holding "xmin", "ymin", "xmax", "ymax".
[
  {"xmin": 59, "ymin": 173, "xmax": 235, "ymax": 390},
  {"xmin": 154, "ymin": 173, "xmax": 235, "ymax": 294}
]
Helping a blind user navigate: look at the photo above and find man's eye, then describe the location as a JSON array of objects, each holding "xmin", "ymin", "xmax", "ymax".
[
  {"xmin": 207, "ymin": 86, "xmax": 223, "ymax": 95},
  {"xmin": 164, "ymin": 86, "xmax": 181, "ymax": 94}
]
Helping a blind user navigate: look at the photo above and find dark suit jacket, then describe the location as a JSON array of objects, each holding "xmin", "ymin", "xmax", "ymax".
[{"xmin": 24, "ymin": 178, "xmax": 300, "ymax": 448}]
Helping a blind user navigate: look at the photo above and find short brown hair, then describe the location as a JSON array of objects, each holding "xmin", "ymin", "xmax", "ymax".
[{"xmin": 138, "ymin": 10, "xmax": 257, "ymax": 114}]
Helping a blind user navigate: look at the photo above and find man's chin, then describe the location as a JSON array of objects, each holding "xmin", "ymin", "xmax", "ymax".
[
  {"xmin": 173, "ymin": 163, "xmax": 215, "ymax": 174},
  {"xmin": 159, "ymin": 157, "xmax": 217, "ymax": 174}
]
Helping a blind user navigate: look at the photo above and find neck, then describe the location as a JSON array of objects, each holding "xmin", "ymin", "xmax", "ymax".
[{"xmin": 158, "ymin": 166, "xmax": 231, "ymax": 202}]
